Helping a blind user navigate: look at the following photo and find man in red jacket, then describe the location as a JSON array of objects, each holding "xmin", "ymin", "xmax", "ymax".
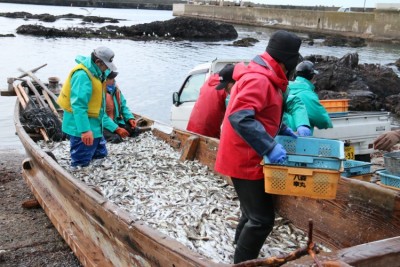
[
  {"xmin": 186, "ymin": 64, "xmax": 234, "ymax": 138},
  {"xmin": 215, "ymin": 30, "xmax": 302, "ymax": 263}
]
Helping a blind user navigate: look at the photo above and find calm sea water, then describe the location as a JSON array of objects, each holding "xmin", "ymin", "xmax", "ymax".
[{"xmin": 1, "ymin": 3, "xmax": 399, "ymax": 150}]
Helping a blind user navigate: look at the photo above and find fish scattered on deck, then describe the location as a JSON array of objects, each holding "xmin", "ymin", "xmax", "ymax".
[{"xmin": 41, "ymin": 132, "xmax": 331, "ymax": 264}]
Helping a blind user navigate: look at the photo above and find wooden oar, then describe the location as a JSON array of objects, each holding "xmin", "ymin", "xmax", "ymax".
[
  {"xmin": 17, "ymin": 63, "xmax": 47, "ymax": 79},
  {"xmin": 14, "ymin": 84, "xmax": 27, "ymax": 109},
  {"xmin": 15, "ymin": 80, "xmax": 41, "ymax": 109},
  {"xmin": 24, "ymin": 79, "xmax": 47, "ymax": 108},
  {"xmin": 13, "ymin": 84, "xmax": 49, "ymax": 142},
  {"xmin": 18, "ymin": 67, "xmax": 58, "ymax": 103},
  {"xmin": 42, "ymin": 90, "xmax": 60, "ymax": 119},
  {"xmin": 17, "ymin": 77, "xmax": 60, "ymax": 119},
  {"xmin": 17, "ymin": 84, "xmax": 30, "ymax": 105}
]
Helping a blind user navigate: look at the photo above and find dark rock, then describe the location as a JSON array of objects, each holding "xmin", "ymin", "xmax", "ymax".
[
  {"xmin": 231, "ymin": 37, "xmax": 259, "ymax": 47},
  {"xmin": 82, "ymin": 16, "xmax": 119, "ymax": 23},
  {"xmin": 305, "ymin": 33, "xmax": 325, "ymax": 46},
  {"xmin": 16, "ymin": 25, "xmax": 83, "ymax": 38},
  {"xmin": 0, "ymin": 12, "xmax": 120, "ymax": 24},
  {"xmin": 82, "ymin": 16, "xmax": 106, "ymax": 23},
  {"xmin": 0, "ymin": 34, "xmax": 15, "ymax": 37},
  {"xmin": 385, "ymin": 95, "xmax": 400, "ymax": 115},
  {"xmin": 304, "ymin": 53, "xmax": 400, "ymax": 115},
  {"xmin": 17, "ymin": 17, "xmax": 237, "ymax": 42},
  {"xmin": 338, "ymin": 53, "xmax": 359, "ymax": 69},
  {"xmin": 0, "ymin": 11, "xmax": 33, "ymax": 19},
  {"xmin": 395, "ymin": 58, "xmax": 400, "ymax": 69},
  {"xmin": 58, "ymin": 13, "xmax": 85, "ymax": 19},
  {"xmin": 318, "ymin": 90, "xmax": 348, "ymax": 100},
  {"xmin": 323, "ymin": 36, "xmax": 347, "ymax": 47},
  {"xmin": 347, "ymin": 37, "xmax": 367, "ymax": 48},
  {"xmin": 347, "ymin": 90, "xmax": 379, "ymax": 111},
  {"xmin": 308, "ymin": 32, "xmax": 326, "ymax": 39},
  {"xmin": 38, "ymin": 14, "xmax": 56, "ymax": 22},
  {"xmin": 323, "ymin": 35, "xmax": 366, "ymax": 47},
  {"xmin": 119, "ymin": 17, "xmax": 237, "ymax": 41}
]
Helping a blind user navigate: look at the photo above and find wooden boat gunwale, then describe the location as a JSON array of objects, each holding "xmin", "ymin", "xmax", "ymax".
[{"xmin": 13, "ymin": 96, "xmax": 400, "ymax": 267}]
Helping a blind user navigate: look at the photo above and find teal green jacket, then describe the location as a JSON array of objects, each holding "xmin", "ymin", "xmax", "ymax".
[
  {"xmin": 103, "ymin": 86, "xmax": 135, "ymax": 132},
  {"xmin": 284, "ymin": 76, "xmax": 333, "ymax": 133},
  {"xmin": 61, "ymin": 55, "xmax": 108, "ymax": 138},
  {"xmin": 283, "ymin": 94, "xmax": 310, "ymax": 130}
]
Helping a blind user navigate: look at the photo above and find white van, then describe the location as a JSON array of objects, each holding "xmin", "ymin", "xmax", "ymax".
[{"xmin": 337, "ymin": 7, "xmax": 353, "ymax": 12}]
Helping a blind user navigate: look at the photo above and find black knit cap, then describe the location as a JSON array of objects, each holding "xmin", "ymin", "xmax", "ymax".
[{"xmin": 266, "ymin": 30, "xmax": 302, "ymax": 73}]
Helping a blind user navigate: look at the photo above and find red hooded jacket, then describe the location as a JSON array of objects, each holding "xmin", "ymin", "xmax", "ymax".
[
  {"xmin": 215, "ymin": 52, "xmax": 288, "ymax": 180},
  {"xmin": 186, "ymin": 74, "xmax": 228, "ymax": 138}
]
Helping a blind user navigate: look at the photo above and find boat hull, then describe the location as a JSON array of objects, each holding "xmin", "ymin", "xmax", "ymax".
[
  {"xmin": 14, "ymin": 100, "xmax": 400, "ymax": 267},
  {"xmin": 15, "ymin": 102, "xmax": 222, "ymax": 267}
]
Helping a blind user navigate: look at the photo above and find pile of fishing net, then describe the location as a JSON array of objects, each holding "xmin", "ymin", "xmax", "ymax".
[{"xmin": 20, "ymin": 103, "xmax": 64, "ymax": 142}]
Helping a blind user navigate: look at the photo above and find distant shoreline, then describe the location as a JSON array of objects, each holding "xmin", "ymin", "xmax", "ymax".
[
  {"xmin": 0, "ymin": 0, "xmax": 174, "ymax": 10},
  {"xmin": 0, "ymin": 1, "xmax": 376, "ymax": 12}
]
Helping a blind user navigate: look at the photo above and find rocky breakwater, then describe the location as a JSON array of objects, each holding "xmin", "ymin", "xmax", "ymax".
[
  {"xmin": 307, "ymin": 53, "xmax": 400, "ymax": 116},
  {"xmin": 0, "ymin": 11, "xmax": 119, "ymax": 23},
  {"xmin": 12, "ymin": 13, "xmax": 237, "ymax": 41}
]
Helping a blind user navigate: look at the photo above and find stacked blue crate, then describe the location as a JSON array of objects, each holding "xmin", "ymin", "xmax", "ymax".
[
  {"xmin": 377, "ymin": 170, "xmax": 400, "ymax": 188},
  {"xmin": 263, "ymin": 136, "xmax": 345, "ymax": 170},
  {"xmin": 341, "ymin": 160, "xmax": 372, "ymax": 177}
]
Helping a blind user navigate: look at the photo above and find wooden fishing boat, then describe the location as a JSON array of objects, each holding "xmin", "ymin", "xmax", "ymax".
[{"xmin": 9, "ymin": 78, "xmax": 400, "ymax": 266}]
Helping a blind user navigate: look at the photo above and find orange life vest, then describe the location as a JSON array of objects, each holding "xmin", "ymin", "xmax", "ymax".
[{"xmin": 105, "ymin": 87, "xmax": 122, "ymax": 121}]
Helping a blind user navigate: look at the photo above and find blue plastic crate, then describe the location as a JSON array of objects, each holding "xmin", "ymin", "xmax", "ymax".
[
  {"xmin": 342, "ymin": 160, "xmax": 372, "ymax": 177},
  {"xmin": 377, "ymin": 170, "xmax": 400, "ymax": 188},
  {"xmin": 263, "ymin": 136, "xmax": 345, "ymax": 170}
]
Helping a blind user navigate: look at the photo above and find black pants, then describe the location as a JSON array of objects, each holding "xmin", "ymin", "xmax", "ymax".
[
  {"xmin": 231, "ymin": 178, "xmax": 275, "ymax": 264},
  {"xmin": 103, "ymin": 124, "xmax": 140, "ymax": 144}
]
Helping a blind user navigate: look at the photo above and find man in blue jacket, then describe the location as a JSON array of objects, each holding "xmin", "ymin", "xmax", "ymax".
[{"xmin": 57, "ymin": 46, "xmax": 116, "ymax": 168}]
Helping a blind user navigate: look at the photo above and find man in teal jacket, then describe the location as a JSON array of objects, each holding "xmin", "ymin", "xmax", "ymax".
[
  {"xmin": 284, "ymin": 94, "xmax": 311, "ymax": 136},
  {"xmin": 57, "ymin": 46, "xmax": 116, "ymax": 168},
  {"xmin": 283, "ymin": 60, "xmax": 332, "ymax": 134}
]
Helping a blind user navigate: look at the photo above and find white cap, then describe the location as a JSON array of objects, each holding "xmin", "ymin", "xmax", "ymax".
[{"xmin": 93, "ymin": 46, "xmax": 117, "ymax": 71}]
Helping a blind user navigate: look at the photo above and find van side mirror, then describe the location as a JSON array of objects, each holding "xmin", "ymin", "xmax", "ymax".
[{"xmin": 172, "ymin": 92, "xmax": 180, "ymax": 106}]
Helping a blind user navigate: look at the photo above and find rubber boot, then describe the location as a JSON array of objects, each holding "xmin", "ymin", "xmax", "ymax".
[
  {"xmin": 233, "ymin": 221, "xmax": 273, "ymax": 263},
  {"xmin": 234, "ymin": 215, "xmax": 248, "ymax": 245}
]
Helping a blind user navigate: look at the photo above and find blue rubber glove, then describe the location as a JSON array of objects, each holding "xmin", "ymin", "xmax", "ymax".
[
  {"xmin": 280, "ymin": 126, "xmax": 298, "ymax": 139},
  {"xmin": 267, "ymin": 144, "xmax": 287, "ymax": 164},
  {"xmin": 297, "ymin": 125, "xmax": 312, "ymax": 137}
]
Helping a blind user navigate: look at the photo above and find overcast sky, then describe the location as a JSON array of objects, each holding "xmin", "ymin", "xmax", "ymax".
[{"xmin": 251, "ymin": 0, "xmax": 394, "ymax": 8}]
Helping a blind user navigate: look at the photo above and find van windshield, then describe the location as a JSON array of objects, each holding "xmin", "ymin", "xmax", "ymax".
[
  {"xmin": 179, "ymin": 72, "xmax": 207, "ymax": 102},
  {"xmin": 337, "ymin": 7, "xmax": 351, "ymax": 12}
]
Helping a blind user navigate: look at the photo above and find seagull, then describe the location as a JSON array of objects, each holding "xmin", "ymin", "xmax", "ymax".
[{"xmin": 80, "ymin": 7, "xmax": 96, "ymax": 16}]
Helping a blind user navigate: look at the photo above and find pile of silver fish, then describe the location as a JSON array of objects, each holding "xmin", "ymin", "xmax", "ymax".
[{"xmin": 41, "ymin": 132, "xmax": 330, "ymax": 264}]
